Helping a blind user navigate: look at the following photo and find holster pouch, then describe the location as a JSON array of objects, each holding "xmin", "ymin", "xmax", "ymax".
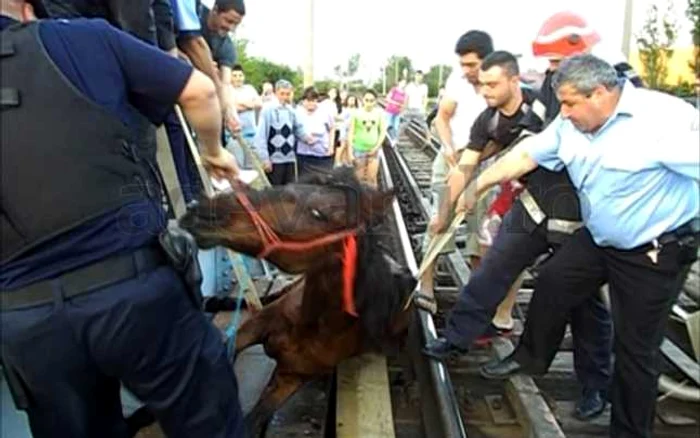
[
  {"xmin": 2, "ymin": 363, "xmax": 30, "ymax": 410},
  {"xmin": 159, "ymin": 228, "xmax": 204, "ymax": 309}
]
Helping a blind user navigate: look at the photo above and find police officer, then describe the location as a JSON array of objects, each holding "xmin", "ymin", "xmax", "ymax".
[
  {"xmin": 39, "ymin": 0, "xmax": 177, "ymax": 52},
  {"xmin": 0, "ymin": 1, "xmax": 245, "ymax": 436},
  {"xmin": 471, "ymin": 54, "xmax": 699, "ymax": 438},
  {"xmin": 423, "ymin": 12, "xmax": 636, "ymax": 420}
]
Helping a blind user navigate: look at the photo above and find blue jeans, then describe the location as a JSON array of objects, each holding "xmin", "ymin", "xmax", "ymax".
[
  {"xmin": 385, "ymin": 111, "xmax": 401, "ymax": 137},
  {"xmin": 1, "ymin": 261, "xmax": 244, "ymax": 438}
]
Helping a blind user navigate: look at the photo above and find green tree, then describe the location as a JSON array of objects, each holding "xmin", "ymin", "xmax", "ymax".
[
  {"xmin": 381, "ymin": 55, "xmax": 413, "ymax": 89},
  {"xmin": 687, "ymin": 0, "xmax": 700, "ymax": 78},
  {"xmin": 234, "ymin": 39, "xmax": 301, "ymax": 92},
  {"xmin": 333, "ymin": 53, "xmax": 361, "ymax": 89},
  {"xmin": 424, "ymin": 65, "xmax": 452, "ymax": 97},
  {"xmin": 636, "ymin": 2, "xmax": 679, "ymax": 89}
]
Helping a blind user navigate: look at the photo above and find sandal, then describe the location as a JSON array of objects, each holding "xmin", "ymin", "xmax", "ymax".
[
  {"xmin": 413, "ymin": 292, "xmax": 438, "ymax": 315},
  {"xmin": 473, "ymin": 322, "xmax": 515, "ymax": 347}
]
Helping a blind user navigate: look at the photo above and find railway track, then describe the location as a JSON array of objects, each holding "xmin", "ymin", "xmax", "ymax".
[
  {"xmin": 135, "ymin": 114, "xmax": 700, "ymax": 438},
  {"xmin": 383, "ymin": 118, "xmax": 700, "ymax": 438}
]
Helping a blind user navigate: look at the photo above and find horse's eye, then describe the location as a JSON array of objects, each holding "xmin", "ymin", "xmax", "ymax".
[{"xmin": 310, "ymin": 208, "xmax": 326, "ymax": 221}]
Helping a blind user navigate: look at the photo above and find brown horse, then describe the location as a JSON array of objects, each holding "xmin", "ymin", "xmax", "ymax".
[{"xmin": 179, "ymin": 167, "xmax": 417, "ymax": 436}]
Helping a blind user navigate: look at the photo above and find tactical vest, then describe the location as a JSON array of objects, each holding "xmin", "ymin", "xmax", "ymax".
[{"xmin": 0, "ymin": 22, "xmax": 161, "ymax": 264}]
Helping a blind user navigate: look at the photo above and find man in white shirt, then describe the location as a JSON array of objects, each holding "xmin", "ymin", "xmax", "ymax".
[
  {"xmin": 404, "ymin": 70, "xmax": 429, "ymax": 114},
  {"xmin": 414, "ymin": 30, "xmax": 493, "ymax": 315},
  {"xmin": 229, "ymin": 64, "xmax": 261, "ymax": 167}
]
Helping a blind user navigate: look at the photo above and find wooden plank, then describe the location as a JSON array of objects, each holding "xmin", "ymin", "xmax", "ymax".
[
  {"xmin": 660, "ymin": 338, "xmax": 700, "ymax": 387},
  {"xmin": 491, "ymin": 338, "xmax": 566, "ymax": 438},
  {"xmin": 155, "ymin": 126, "xmax": 187, "ymax": 217},
  {"xmin": 173, "ymin": 106, "xmax": 263, "ymax": 311},
  {"xmin": 336, "ymin": 353, "xmax": 395, "ymax": 438}
]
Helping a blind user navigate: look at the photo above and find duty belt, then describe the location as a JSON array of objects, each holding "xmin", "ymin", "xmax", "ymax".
[
  {"xmin": 518, "ymin": 188, "xmax": 582, "ymax": 235},
  {"xmin": 1, "ymin": 246, "xmax": 166, "ymax": 311}
]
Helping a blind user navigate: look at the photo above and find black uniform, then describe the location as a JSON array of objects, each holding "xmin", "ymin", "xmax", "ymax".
[{"xmin": 0, "ymin": 16, "xmax": 243, "ymax": 437}]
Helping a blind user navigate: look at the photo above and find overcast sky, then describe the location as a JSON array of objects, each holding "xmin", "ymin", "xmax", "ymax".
[{"xmin": 225, "ymin": 0, "xmax": 693, "ymax": 80}]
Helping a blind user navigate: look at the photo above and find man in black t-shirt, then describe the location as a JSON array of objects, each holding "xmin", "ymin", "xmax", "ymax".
[
  {"xmin": 428, "ymin": 51, "xmax": 538, "ymax": 342},
  {"xmin": 430, "ymin": 51, "xmax": 537, "ymax": 230}
]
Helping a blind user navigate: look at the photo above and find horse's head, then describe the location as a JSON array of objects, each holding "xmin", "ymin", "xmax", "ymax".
[{"xmin": 179, "ymin": 167, "xmax": 395, "ymax": 273}]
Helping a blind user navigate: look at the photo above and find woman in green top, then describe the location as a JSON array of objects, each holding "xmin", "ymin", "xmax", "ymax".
[{"xmin": 347, "ymin": 89, "xmax": 387, "ymax": 188}]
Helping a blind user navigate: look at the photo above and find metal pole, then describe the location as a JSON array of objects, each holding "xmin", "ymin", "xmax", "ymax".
[
  {"xmin": 382, "ymin": 68, "xmax": 387, "ymax": 95},
  {"xmin": 394, "ymin": 60, "xmax": 398, "ymax": 86},
  {"xmin": 303, "ymin": 0, "xmax": 314, "ymax": 87},
  {"xmin": 621, "ymin": 0, "xmax": 634, "ymax": 60}
]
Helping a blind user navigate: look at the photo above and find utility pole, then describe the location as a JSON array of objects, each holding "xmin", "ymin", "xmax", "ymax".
[
  {"xmin": 438, "ymin": 64, "xmax": 444, "ymax": 89},
  {"xmin": 381, "ymin": 67, "xmax": 387, "ymax": 95},
  {"xmin": 394, "ymin": 60, "xmax": 398, "ymax": 86},
  {"xmin": 621, "ymin": 0, "xmax": 634, "ymax": 60},
  {"xmin": 303, "ymin": 0, "xmax": 314, "ymax": 87}
]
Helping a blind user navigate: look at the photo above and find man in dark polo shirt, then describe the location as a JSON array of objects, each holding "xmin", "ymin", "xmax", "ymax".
[
  {"xmin": 199, "ymin": 0, "xmax": 237, "ymax": 70},
  {"xmin": 172, "ymin": 0, "xmax": 243, "ymax": 134}
]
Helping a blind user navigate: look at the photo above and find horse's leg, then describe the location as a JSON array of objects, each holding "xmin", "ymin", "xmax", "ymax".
[
  {"xmin": 244, "ymin": 372, "xmax": 303, "ymax": 438},
  {"xmin": 235, "ymin": 312, "xmax": 268, "ymax": 353}
]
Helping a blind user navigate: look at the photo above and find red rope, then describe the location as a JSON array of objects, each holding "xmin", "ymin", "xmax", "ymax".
[
  {"xmin": 233, "ymin": 190, "xmax": 361, "ymax": 317},
  {"xmin": 342, "ymin": 235, "xmax": 358, "ymax": 317}
]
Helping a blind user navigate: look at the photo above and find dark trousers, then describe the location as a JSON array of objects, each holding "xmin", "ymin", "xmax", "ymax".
[
  {"xmin": 267, "ymin": 162, "xmax": 297, "ymax": 186},
  {"xmin": 513, "ymin": 227, "xmax": 698, "ymax": 438},
  {"xmin": 1, "ymin": 261, "xmax": 244, "ymax": 438},
  {"xmin": 445, "ymin": 202, "xmax": 612, "ymax": 391},
  {"xmin": 297, "ymin": 154, "xmax": 334, "ymax": 179}
]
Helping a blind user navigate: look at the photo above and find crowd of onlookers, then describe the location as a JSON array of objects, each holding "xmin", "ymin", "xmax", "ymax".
[{"xmin": 228, "ymin": 70, "xmax": 397, "ymax": 188}]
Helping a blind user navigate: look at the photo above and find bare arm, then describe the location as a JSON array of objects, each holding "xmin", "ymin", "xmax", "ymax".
[
  {"xmin": 434, "ymin": 149, "xmax": 480, "ymax": 226},
  {"xmin": 178, "ymin": 36, "xmax": 228, "ymax": 117},
  {"xmin": 435, "ymin": 97, "xmax": 457, "ymax": 164},
  {"xmin": 177, "ymin": 70, "xmax": 221, "ymax": 155},
  {"xmin": 372, "ymin": 112, "xmax": 388, "ymax": 153},
  {"xmin": 463, "ymin": 141, "xmax": 539, "ymax": 210},
  {"xmin": 177, "ymin": 69, "xmax": 240, "ymax": 180},
  {"xmin": 219, "ymin": 65, "xmax": 240, "ymax": 126}
]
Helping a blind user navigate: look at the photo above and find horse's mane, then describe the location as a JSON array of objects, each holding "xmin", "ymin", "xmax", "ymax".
[
  {"xmin": 296, "ymin": 166, "xmax": 364, "ymax": 191},
  {"xmin": 303, "ymin": 168, "xmax": 409, "ymax": 350},
  {"xmin": 279, "ymin": 168, "xmax": 410, "ymax": 351},
  {"xmin": 353, "ymin": 228, "xmax": 411, "ymax": 353}
]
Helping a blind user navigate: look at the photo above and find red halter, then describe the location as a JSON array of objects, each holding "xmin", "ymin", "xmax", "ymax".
[{"xmin": 233, "ymin": 190, "xmax": 360, "ymax": 316}]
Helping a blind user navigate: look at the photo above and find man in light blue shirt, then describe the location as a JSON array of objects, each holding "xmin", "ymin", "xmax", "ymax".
[{"xmin": 459, "ymin": 54, "xmax": 699, "ymax": 438}]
